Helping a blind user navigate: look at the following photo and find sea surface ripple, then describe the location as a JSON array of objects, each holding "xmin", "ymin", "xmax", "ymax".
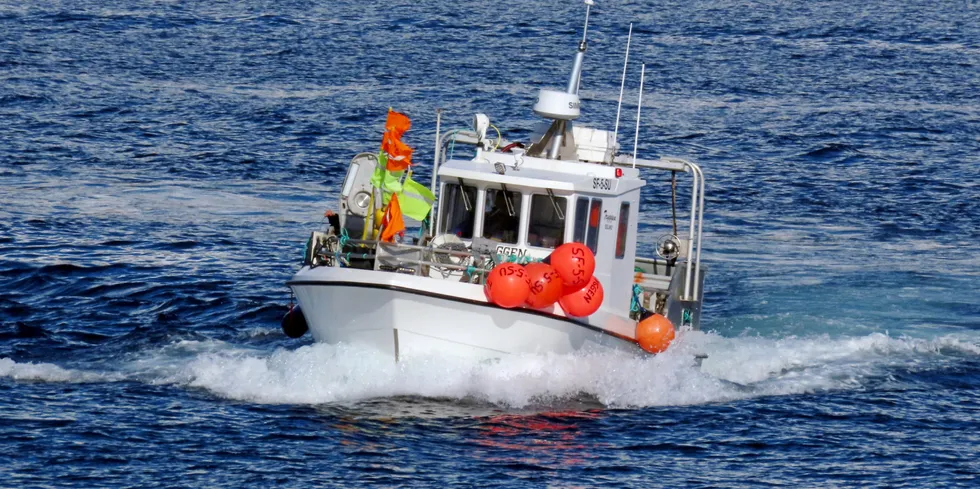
[{"xmin": 1, "ymin": 0, "xmax": 978, "ymax": 487}]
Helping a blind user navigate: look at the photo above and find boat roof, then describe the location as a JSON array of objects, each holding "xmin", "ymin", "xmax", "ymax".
[{"xmin": 438, "ymin": 151, "xmax": 644, "ymax": 196}]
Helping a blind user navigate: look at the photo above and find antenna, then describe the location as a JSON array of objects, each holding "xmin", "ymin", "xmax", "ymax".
[
  {"xmin": 582, "ymin": 0, "xmax": 593, "ymax": 44},
  {"xmin": 566, "ymin": 0, "xmax": 593, "ymax": 94},
  {"xmin": 632, "ymin": 63, "xmax": 645, "ymax": 168},
  {"xmin": 613, "ymin": 22, "xmax": 633, "ymax": 149}
]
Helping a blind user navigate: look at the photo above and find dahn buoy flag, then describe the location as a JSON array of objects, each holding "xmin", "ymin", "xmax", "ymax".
[
  {"xmin": 379, "ymin": 193, "xmax": 405, "ymax": 242},
  {"xmin": 381, "ymin": 108, "xmax": 413, "ymax": 171}
]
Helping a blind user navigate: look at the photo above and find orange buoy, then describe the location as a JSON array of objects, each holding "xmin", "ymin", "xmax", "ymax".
[
  {"xmin": 549, "ymin": 242, "xmax": 595, "ymax": 289},
  {"xmin": 524, "ymin": 262, "xmax": 563, "ymax": 309},
  {"xmin": 560, "ymin": 281, "xmax": 586, "ymax": 300},
  {"xmin": 484, "ymin": 263, "xmax": 531, "ymax": 309},
  {"xmin": 558, "ymin": 275, "xmax": 604, "ymax": 317},
  {"xmin": 636, "ymin": 313, "xmax": 675, "ymax": 353}
]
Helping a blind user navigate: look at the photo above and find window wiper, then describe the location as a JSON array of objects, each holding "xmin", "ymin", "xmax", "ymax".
[
  {"xmin": 501, "ymin": 184, "xmax": 516, "ymax": 217},
  {"xmin": 546, "ymin": 188, "xmax": 565, "ymax": 221},
  {"xmin": 459, "ymin": 179, "xmax": 472, "ymax": 212}
]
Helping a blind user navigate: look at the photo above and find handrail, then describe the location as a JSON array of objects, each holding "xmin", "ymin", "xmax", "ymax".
[
  {"xmin": 693, "ymin": 163, "xmax": 705, "ymax": 301},
  {"xmin": 646, "ymin": 157, "xmax": 705, "ymax": 302},
  {"xmin": 332, "ymin": 239, "xmax": 493, "ymax": 279},
  {"xmin": 345, "ymin": 238, "xmax": 482, "ymax": 259},
  {"xmin": 686, "ymin": 162, "xmax": 697, "ymax": 300},
  {"xmin": 380, "ymin": 258, "xmax": 487, "ymax": 274}
]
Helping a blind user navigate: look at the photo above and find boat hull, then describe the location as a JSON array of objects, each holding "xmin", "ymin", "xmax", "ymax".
[{"xmin": 288, "ymin": 266, "xmax": 641, "ymax": 361}]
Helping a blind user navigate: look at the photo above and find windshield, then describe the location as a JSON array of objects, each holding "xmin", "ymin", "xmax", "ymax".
[
  {"xmin": 439, "ymin": 183, "xmax": 477, "ymax": 238},
  {"xmin": 482, "ymin": 188, "xmax": 521, "ymax": 244}
]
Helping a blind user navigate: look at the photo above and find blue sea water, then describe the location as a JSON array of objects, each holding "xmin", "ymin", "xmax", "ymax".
[{"xmin": 2, "ymin": 0, "xmax": 979, "ymax": 486}]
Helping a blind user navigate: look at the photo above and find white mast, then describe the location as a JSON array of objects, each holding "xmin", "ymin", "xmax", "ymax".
[
  {"xmin": 566, "ymin": 0, "xmax": 594, "ymax": 95},
  {"xmin": 548, "ymin": 0, "xmax": 594, "ymax": 160}
]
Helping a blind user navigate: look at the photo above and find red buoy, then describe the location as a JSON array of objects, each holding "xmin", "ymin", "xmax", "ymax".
[
  {"xmin": 636, "ymin": 314, "xmax": 675, "ymax": 353},
  {"xmin": 561, "ymin": 281, "xmax": 585, "ymax": 296},
  {"xmin": 549, "ymin": 242, "xmax": 595, "ymax": 289},
  {"xmin": 558, "ymin": 276, "xmax": 604, "ymax": 317},
  {"xmin": 524, "ymin": 262, "xmax": 563, "ymax": 309},
  {"xmin": 484, "ymin": 263, "xmax": 531, "ymax": 309}
]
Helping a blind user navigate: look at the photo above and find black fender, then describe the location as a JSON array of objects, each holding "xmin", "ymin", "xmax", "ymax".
[{"xmin": 280, "ymin": 305, "xmax": 308, "ymax": 338}]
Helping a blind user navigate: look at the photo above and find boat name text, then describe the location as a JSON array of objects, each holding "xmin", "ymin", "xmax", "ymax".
[{"xmin": 495, "ymin": 246, "xmax": 527, "ymax": 257}]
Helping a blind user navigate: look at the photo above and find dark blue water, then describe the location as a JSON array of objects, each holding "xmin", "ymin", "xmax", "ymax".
[{"xmin": 2, "ymin": 0, "xmax": 979, "ymax": 486}]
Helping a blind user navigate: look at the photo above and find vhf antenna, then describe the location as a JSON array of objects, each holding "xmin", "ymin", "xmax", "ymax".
[
  {"xmin": 613, "ymin": 23, "xmax": 633, "ymax": 149},
  {"xmin": 632, "ymin": 63, "xmax": 646, "ymax": 168},
  {"xmin": 581, "ymin": 0, "xmax": 592, "ymax": 42}
]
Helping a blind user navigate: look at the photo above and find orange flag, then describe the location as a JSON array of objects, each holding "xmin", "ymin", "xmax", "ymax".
[
  {"xmin": 382, "ymin": 131, "xmax": 413, "ymax": 171},
  {"xmin": 380, "ymin": 193, "xmax": 406, "ymax": 242},
  {"xmin": 385, "ymin": 109, "xmax": 411, "ymax": 139}
]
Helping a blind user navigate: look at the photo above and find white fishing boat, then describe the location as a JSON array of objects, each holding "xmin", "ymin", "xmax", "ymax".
[{"xmin": 282, "ymin": 1, "xmax": 706, "ymax": 361}]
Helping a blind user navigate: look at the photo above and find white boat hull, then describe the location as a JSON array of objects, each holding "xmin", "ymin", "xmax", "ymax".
[{"xmin": 288, "ymin": 266, "xmax": 641, "ymax": 361}]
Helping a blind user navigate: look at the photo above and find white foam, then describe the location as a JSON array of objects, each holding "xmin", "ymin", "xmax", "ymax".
[
  {"xmin": 122, "ymin": 339, "xmax": 264, "ymax": 385},
  {"xmin": 696, "ymin": 331, "xmax": 980, "ymax": 386},
  {"xmin": 5, "ymin": 331, "xmax": 977, "ymax": 411},
  {"xmin": 171, "ymin": 341, "xmax": 778, "ymax": 408},
  {"xmin": 0, "ymin": 357, "xmax": 113, "ymax": 383},
  {"xmin": 168, "ymin": 331, "xmax": 980, "ymax": 409}
]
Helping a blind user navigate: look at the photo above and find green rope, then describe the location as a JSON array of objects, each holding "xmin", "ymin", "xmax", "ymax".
[
  {"xmin": 492, "ymin": 253, "xmax": 542, "ymax": 266},
  {"xmin": 330, "ymin": 229, "xmax": 349, "ymax": 267},
  {"xmin": 630, "ymin": 284, "xmax": 644, "ymax": 314}
]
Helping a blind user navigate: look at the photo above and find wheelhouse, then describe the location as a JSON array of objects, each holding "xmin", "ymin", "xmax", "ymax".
[{"xmin": 433, "ymin": 151, "xmax": 644, "ymax": 316}]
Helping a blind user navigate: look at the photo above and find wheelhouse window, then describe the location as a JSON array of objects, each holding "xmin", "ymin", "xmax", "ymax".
[
  {"xmin": 616, "ymin": 201, "xmax": 630, "ymax": 259},
  {"xmin": 573, "ymin": 197, "xmax": 589, "ymax": 244},
  {"xmin": 573, "ymin": 196, "xmax": 602, "ymax": 255},
  {"xmin": 528, "ymin": 194, "xmax": 565, "ymax": 249},
  {"xmin": 439, "ymin": 183, "xmax": 477, "ymax": 238},
  {"xmin": 482, "ymin": 188, "xmax": 521, "ymax": 244},
  {"xmin": 586, "ymin": 199, "xmax": 601, "ymax": 254}
]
